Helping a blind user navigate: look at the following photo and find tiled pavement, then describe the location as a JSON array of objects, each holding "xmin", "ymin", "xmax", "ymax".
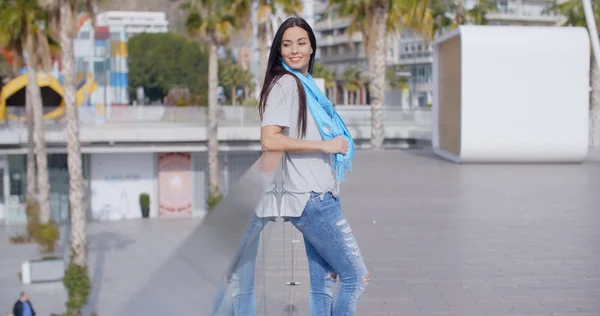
[{"xmin": 1, "ymin": 148, "xmax": 599, "ymax": 315}]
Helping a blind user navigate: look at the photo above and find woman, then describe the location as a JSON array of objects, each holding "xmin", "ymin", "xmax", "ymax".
[{"xmin": 259, "ymin": 16, "xmax": 370, "ymax": 315}]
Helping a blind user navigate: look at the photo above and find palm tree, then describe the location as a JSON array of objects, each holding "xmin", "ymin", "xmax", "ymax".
[
  {"xmin": 25, "ymin": 89, "xmax": 37, "ymax": 203},
  {"xmin": 0, "ymin": 5, "xmax": 36, "ymax": 201},
  {"xmin": 255, "ymin": 0, "xmax": 303, "ymax": 90},
  {"xmin": 0, "ymin": 0, "xmax": 53, "ymax": 222},
  {"xmin": 386, "ymin": 66, "xmax": 408, "ymax": 90},
  {"xmin": 547, "ymin": 0, "xmax": 600, "ymax": 148},
  {"xmin": 35, "ymin": 1, "xmax": 96, "ymax": 312},
  {"xmin": 181, "ymin": 0, "xmax": 251, "ymax": 203},
  {"xmin": 466, "ymin": 0, "xmax": 497, "ymax": 25},
  {"xmin": 428, "ymin": 0, "xmax": 455, "ymax": 37},
  {"xmin": 37, "ymin": 0, "xmax": 96, "ymax": 269},
  {"xmin": 0, "ymin": 35, "xmax": 25, "ymax": 77},
  {"xmin": 426, "ymin": 0, "xmax": 497, "ymax": 39},
  {"xmin": 329, "ymin": 0, "xmax": 432, "ymax": 149},
  {"xmin": 312, "ymin": 62, "xmax": 336, "ymax": 100},
  {"xmin": 241, "ymin": 67, "xmax": 255, "ymax": 101},
  {"xmin": 220, "ymin": 59, "xmax": 253, "ymax": 105},
  {"xmin": 342, "ymin": 67, "xmax": 362, "ymax": 105}
]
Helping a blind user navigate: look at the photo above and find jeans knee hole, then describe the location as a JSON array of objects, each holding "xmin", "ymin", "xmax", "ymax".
[
  {"xmin": 329, "ymin": 272, "xmax": 337, "ymax": 281},
  {"xmin": 362, "ymin": 274, "xmax": 370, "ymax": 284}
]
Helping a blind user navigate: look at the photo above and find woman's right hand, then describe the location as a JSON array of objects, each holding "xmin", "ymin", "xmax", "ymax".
[{"xmin": 322, "ymin": 136, "xmax": 348, "ymax": 155}]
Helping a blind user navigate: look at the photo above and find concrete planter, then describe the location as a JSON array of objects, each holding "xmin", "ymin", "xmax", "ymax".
[{"xmin": 21, "ymin": 257, "xmax": 65, "ymax": 284}]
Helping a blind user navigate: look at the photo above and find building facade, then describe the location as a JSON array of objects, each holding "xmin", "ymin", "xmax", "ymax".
[
  {"xmin": 73, "ymin": 11, "xmax": 169, "ymax": 108},
  {"xmin": 399, "ymin": 0, "xmax": 564, "ymax": 107},
  {"xmin": 74, "ymin": 23, "xmax": 129, "ymax": 107},
  {"xmin": 312, "ymin": 0, "xmax": 565, "ymax": 108},
  {"xmin": 394, "ymin": 29, "xmax": 435, "ymax": 108},
  {"xmin": 0, "ymin": 151, "xmax": 260, "ymax": 225},
  {"xmin": 312, "ymin": 0, "xmax": 402, "ymax": 105},
  {"xmin": 95, "ymin": 11, "xmax": 169, "ymax": 38},
  {"xmin": 0, "ymin": 105, "xmax": 430, "ymax": 225},
  {"xmin": 485, "ymin": 0, "xmax": 564, "ymax": 26},
  {"xmin": 313, "ymin": 0, "xmax": 365, "ymax": 75}
]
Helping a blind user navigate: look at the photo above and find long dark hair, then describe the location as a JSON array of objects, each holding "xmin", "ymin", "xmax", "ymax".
[{"xmin": 258, "ymin": 16, "xmax": 317, "ymax": 139}]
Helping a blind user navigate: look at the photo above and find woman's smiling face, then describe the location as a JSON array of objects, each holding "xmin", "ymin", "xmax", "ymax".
[{"xmin": 280, "ymin": 26, "xmax": 313, "ymax": 75}]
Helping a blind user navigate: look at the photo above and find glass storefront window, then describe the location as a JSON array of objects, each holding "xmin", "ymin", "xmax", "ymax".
[
  {"xmin": 8, "ymin": 155, "xmax": 26, "ymax": 203},
  {"xmin": 6, "ymin": 154, "xmax": 92, "ymax": 223}
]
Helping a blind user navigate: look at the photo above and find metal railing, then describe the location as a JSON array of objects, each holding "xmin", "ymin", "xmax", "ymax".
[{"xmin": 3, "ymin": 105, "xmax": 432, "ymax": 128}]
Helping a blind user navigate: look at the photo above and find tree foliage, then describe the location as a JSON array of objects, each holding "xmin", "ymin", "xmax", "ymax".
[
  {"xmin": 127, "ymin": 32, "xmax": 209, "ymax": 105},
  {"xmin": 386, "ymin": 66, "xmax": 408, "ymax": 90},
  {"xmin": 466, "ymin": 0, "xmax": 497, "ymax": 26},
  {"xmin": 312, "ymin": 63, "xmax": 336, "ymax": 89},
  {"xmin": 0, "ymin": 0, "xmax": 55, "ymax": 74},
  {"xmin": 63, "ymin": 262, "xmax": 91, "ymax": 315},
  {"xmin": 342, "ymin": 67, "xmax": 363, "ymax": 93},
  {"xmin": 219, "ymin": 57, "xmax": 253, "ymax": 105},
  {"xmin": 423, "ymin": 0, "xmax": 498, "ymax": 39},
  {"xmin": 546, "ymin": 0, "xmax": 600, "ymax": 31},
  {"xmin": 329, "ymin": 0, "xmax": 433, "ymax": 54}
]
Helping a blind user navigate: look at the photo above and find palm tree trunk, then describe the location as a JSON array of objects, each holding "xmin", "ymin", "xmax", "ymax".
[
  {"xmin": 61, "ymin": 3, "xmax": 86, "ymax": 267},
  {"xmin": 456, "ymin": 0, "xmax": 466, "ymax": 25},
  {"xmin": 26, "ymin": 89, "xmax": 37, "ymax": 200},
  {"xmin": 257, "ymin": 23, "xmax": 268, "ymax": 91},
  {"xmin": 11, "ymin": 41, "xmax": 24, "ymax": 77},
  {"xmin": 208, "ymin": 41, "xmax": 220, "ymax": 198},
  {"xmin": 591, "ymin": 56, "xmax": 600, "ymax": 149},
  {"xmin": 333, "ymin": 85, "xmax": 337, "ymax": 104},
  {"xmin": 26, "ymin": 33, "xmax": 51, "ymax": 223},
  {"xmin": 369, "ymin": 5, "xmax": 388, "ymax": 149},
  {"xmin": 344, "ymin": 88, "xmax": 350, "ymax": 105},
  {"xmin": 231, "ymin": 86, "xmax": 237, "ymax": 105}
]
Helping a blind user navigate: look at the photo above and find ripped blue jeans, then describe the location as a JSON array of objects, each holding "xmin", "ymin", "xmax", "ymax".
[
  {"xmin": 212, "ymin": 192, "xmax": 369, "ymax": 316},
  {"xmin": 211, "ymin": 215, "xmax": 270, "ymax": 316},
  {"xmin": 288, "ymin": 192, "xmax": 370, "ymax": 316}
]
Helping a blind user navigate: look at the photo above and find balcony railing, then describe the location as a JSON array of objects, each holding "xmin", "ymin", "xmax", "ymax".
[
  {"xmin": 3, "ymin": 105, "xmax": 432, "ymax": 129},
  {"xmin": 312, "ymin": 17, "xmax": 352, "ymax": 32},
  {"xmin": 486, "ymin": 8, "xmax": 563, "ymax": 23}
]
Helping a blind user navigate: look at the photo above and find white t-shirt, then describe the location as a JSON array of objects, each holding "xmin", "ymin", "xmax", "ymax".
[{"xmin": 257, "ymin": 74, "xmax": 339, "ymax": 218}]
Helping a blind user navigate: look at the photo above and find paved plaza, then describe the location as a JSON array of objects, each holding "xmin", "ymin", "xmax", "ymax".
[{"xmin": 1, "ymin": 148, "xmax": 599, "ymax": 315}]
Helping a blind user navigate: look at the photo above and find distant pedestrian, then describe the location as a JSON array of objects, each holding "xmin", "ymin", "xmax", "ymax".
[{"xmin": 12, "ymin": 292, "xmax": 35, "ymax": 316}]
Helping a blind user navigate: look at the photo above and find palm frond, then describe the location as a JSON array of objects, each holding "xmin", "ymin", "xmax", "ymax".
[
  {"xmin": 181, "ymin": 0, "xmax": 251, "ymax": 45},
  {"xmin": 178, "ymin": 1, "xmax": 194, "ymax": 11},
  {"xmin": 256, "ymin": 3, "xmax": 273, "ymax": 24},
  {"xmin": 35, "ymin": 29, "xmax": 52, "ymax": 71},
  {"xmin": 84, "ymin": 0, "xmax": 96, "ymax": 27},
  {"xmin": 279, "ymin": 0, "xmax": 303, "ymax": 15},
  {"xmin": 37, "ymin": 0, "xmax": 59, "ymax": 12}
]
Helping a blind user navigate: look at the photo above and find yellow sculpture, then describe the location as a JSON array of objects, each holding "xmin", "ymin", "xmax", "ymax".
[{"xmin": 0, "ymin": 72, "xmax": 98, "ymax": 121}]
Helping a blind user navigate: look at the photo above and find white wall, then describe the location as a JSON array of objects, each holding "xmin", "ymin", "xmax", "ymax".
[
  {"xmin": 90, "ymin": 153, "xmax": 157, "ymax": 220},
  {"xmin": 433, "ymin": 26, "xmax": 590, "ymax": 163}
]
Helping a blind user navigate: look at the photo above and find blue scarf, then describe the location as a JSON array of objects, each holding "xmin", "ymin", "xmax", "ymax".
[{"xmin": 281, "ymin": 60, "xmax": 355, "ymax": 181}]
